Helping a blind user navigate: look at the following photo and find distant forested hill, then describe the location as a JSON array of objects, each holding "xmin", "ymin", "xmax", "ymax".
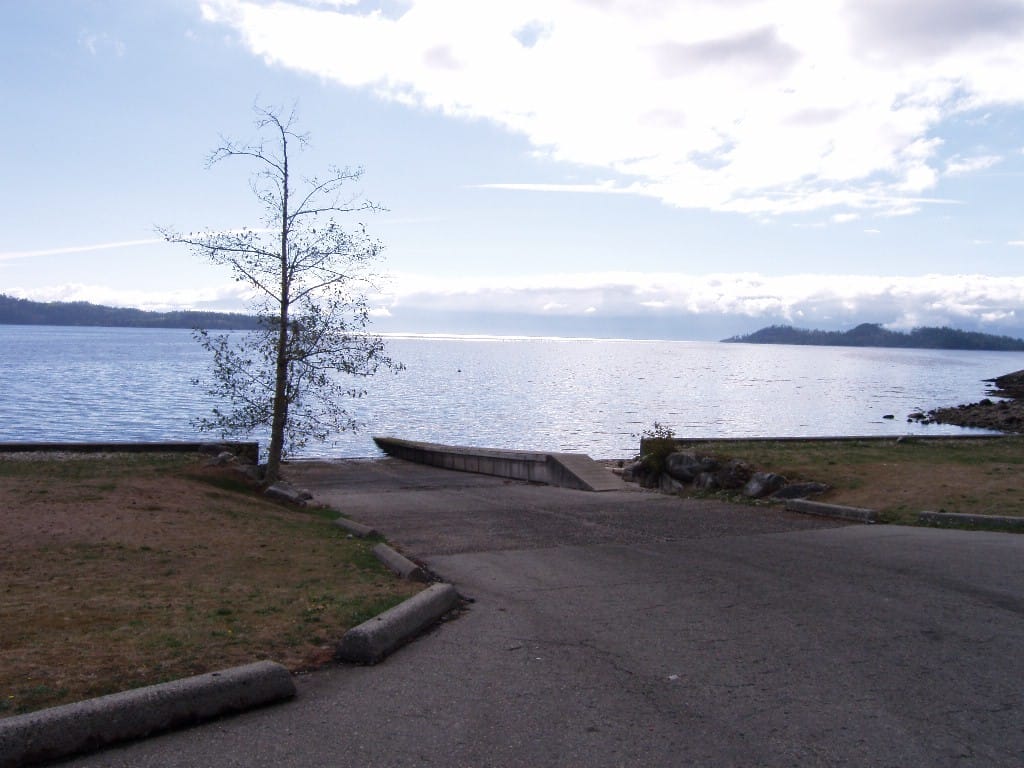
[
  {"xmin": 723, "ymin": 323, "xmax": 1024, "ymax": 351},
  {"xmin": 0, "ymin": 294, "xmax": 261, "ymax": 330}
]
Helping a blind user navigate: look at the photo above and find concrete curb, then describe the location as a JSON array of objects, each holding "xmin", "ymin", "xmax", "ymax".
[
  {"xmin": 373, "ymin": 543, "xmax": 429, "ymax": 582},
  {"xmin": 0, "ymin": 661, "xmax": 295, "ymax": 768},
  {"xmin": 336, "ymin": 583, "xmax": 459, "ymax": 665},
  {"xmin": 918, "ymin": 511, "xmax": 1024, "ymax": 531},
  {"xmin": 334, "ymin": 516, "xmax": 379, "ymax": 538},
  {"xmin": 785, "ymin": 499, "xmax": 880, "ymax": 523}
]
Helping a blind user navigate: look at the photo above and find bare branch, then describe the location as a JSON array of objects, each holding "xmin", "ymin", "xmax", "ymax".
[{"xmin": 170, "ymin": 103, "xmax": 399, "ymax": 483}]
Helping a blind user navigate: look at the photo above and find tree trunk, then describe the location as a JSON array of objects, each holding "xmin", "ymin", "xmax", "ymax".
[
  {"xmin": 264, "ymin": 307, "xmax": 290, "ymax": 484},
  {"xmin": 265, "ymin": 130, "xmax": 291, "ymax": 484}
]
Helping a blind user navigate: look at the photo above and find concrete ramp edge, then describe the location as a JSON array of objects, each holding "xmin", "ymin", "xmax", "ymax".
[{"xmin": 373, "ymin": 437, "xmax": 621, "ymax": 492}]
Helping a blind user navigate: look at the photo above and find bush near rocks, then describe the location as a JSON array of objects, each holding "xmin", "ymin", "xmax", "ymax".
[{"xmin": 625, "ymin": 450, "xmax": 828, "ymax": 501}]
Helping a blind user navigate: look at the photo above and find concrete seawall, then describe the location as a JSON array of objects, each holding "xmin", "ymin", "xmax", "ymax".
[
  {"xmin": 373, "ymin": 437, "xmax": 621, "ymax": 492},
  {"xmin": 0, "ymin": 441, "xmax": 259, "ymax": 463},
  {"xmin": 639, "ymin": 433, "xmax": 1007, "ymax": 455}
]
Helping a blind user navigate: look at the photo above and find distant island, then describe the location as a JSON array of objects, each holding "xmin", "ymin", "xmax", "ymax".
[
  {"xmin": 0, "ymin": 294, "xmax": 261, "ymax": 330},
  {"xmin": 723, "ymin": 323, "xmax": 1024, "ymax": 352}
]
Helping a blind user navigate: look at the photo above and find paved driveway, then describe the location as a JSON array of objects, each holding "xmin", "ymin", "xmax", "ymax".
[{"xmin": 66, "ymin": 459, "xmax": 1024, "ymax": 767}]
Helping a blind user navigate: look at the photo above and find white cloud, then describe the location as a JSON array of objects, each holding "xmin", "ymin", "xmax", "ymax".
[
  {"xmin": 944, "ymin": 154, "xmax": 1002, "ymax": 176},
  {"xmin": 0, "ymin": 228, "xmax": 280, "ymax": 263},
  {"xmin": 847, "ymin": 0, "xmax": 1024, "ymax": 60},
  {"xmin": 475, "ymin": 181, "xmax": 634, "ymax": 196},
  {"xmin": 374, "ymin": 270, "xmax": 1024, "ymax": 331},
  {"xmin": 78, "ymin": 30, "xmax": 126, "ymax": 57},
  {"xmin": 1009, "ymin": 240, "xmax": 1024, "ymax": 246},
  {"xmin": 16, "ymin": 271, "xmax": 1024, "ymax": 334},
  {"xmin": 200, "ymin": 0, "xmax": 1024, "ymax": 216},
  {"xmin": 0, "ymin": 238, "xmax": 164, "ymax": 262},
  {"xmin": 8, "ymin": 282, "xmax": 254, "ymax": 313},
  {"xmin": 298, "ymin": 0, "xmax": 361, "ymax": 7}
]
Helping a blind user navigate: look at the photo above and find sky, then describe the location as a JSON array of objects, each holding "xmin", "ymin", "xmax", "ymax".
[{"xmin": 3, "ymin": 0, "xmax": 1024, "ymax": 340}]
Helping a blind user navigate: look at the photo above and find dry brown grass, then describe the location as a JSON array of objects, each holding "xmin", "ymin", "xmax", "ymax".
[
  {"xmin": 0, "ymin": 452, "xmax": 422, "ymax": 717},
  {"xmin": 676, "ymin": 436, "xmax": 1024, "ymax": 523}
]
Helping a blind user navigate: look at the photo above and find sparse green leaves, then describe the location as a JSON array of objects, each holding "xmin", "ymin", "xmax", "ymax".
[{"xmin": 162, "ymin": 104, "xmax": 400, "ymax": 480}]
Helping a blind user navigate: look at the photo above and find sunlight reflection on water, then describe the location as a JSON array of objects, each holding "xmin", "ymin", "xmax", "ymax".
[{"xmin": 0, "ymin": 326, "xmax": 1016, "ymax": 459}]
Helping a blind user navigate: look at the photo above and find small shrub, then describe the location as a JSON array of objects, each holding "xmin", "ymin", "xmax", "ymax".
[{"xmin": 638, "ymin": 422, "xmax": 678, "ymax": 476}]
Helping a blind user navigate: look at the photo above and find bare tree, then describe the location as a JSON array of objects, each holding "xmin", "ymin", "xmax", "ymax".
[{"xmin": 160, "ymin": 105, "xmax": 398, "ymax": 483}]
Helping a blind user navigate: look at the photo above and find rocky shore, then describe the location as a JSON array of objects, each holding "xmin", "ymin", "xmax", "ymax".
[{"xmin": 909, "ymin": 369, "xmax": 1024, "ymax": 433}]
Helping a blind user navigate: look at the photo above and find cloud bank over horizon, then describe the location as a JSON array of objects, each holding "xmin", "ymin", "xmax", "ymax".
[
  {"xmin": 199, "ymin": 0, "xmax": 1024, "ymax": 217},
  {"xmin": 11, "ymin": 271, "xmax": 1024, "ymax": 340}
]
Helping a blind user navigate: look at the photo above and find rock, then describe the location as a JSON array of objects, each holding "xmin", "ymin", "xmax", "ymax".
[
  {"xmin": 882, "ymin": 414, "xmax": 895, "ymax": 420},
  {"xmin": 694, "ymin": 472, "xmax": 719, "ymax": 491},
  {"xmin": 658, "ymin": 474, "xmax": 685, "ymax": 494},
  {"xmin": 234, "ymin": 464, "xmax": 263, "ymax": 482},
  {"xmin": 772, "ymin": 482, "xmax": 830, "ymax": 499},
  {"xmin": 264, "ymin": 482, "xmax": 311, "ymax": 506},
  {"xmin": 742, "ymin": 472, "xmax": 787, "ymax": 498},
  {"xmin": 698, "ymin": 456, "xmax": 720, "ymax": 473},
  {"xmin": 207, "ymin": 451, "xmax": 238, "ymax": 467},
  {"xmin": 621, "ymin": 460, "xmax": 645, "ymax": 483},
  {"xmin": 924, "ymin": 397, "xmax": 1024, "ymax": 433},
  {"xmin": 664, "ymin": 452, "xmax": 702, "ymax": 482},
  {"xmin": 640, "ymin": 472, "xmax": 660, "ymax": 489},
  {"xmin": 715, "ymin": 459, "xmax": 753, "ymax": 490},
  {"xmin": 988, "ymin": 369, "xmax": 1024, "ymax": 399}
]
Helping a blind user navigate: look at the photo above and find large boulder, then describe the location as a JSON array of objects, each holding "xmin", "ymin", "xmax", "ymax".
[
  {"xmin": 715, "ymin": 459, "xmax": 753, "ymax": 490},
  {"xmin": 665, "ymin": 452, "xmax": 719, "ymax": 482},
  {"xmin": 742, "ymin": 472, "xmax": 787, "ymax": 498},
  {"xmin": 664, "ymin": 452, "xmax": 701, "ymax": 482}
]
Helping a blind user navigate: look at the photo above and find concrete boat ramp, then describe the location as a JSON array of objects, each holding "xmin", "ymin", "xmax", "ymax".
[{"xmin": 372, "ymin": 436, "xmax": 623, "ymax": 492}]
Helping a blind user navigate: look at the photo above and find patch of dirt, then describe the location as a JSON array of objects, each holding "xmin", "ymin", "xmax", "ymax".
[{"xmin": 2, "ymin": 456, "xmax": 245, "ymax": 552}]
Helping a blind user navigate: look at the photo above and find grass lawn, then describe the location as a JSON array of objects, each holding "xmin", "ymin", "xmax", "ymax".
[
  {"xmin": 674, "ymin": 436, "xmax": 1024, "ymax": 524},
  {"xmin": 0, "ymin": 452, "xmax": 422, "ymax": 717}
]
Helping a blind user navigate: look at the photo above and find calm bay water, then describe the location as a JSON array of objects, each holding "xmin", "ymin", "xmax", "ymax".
[{"xmin": 0, "ymin": 325, "xmax": 1017, "ymax": 458}]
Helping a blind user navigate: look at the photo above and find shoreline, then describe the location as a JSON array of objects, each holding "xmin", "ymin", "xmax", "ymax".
[{"xmin": 911, "ymin": 368, "xmax": 1024, "ymax": 433}]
